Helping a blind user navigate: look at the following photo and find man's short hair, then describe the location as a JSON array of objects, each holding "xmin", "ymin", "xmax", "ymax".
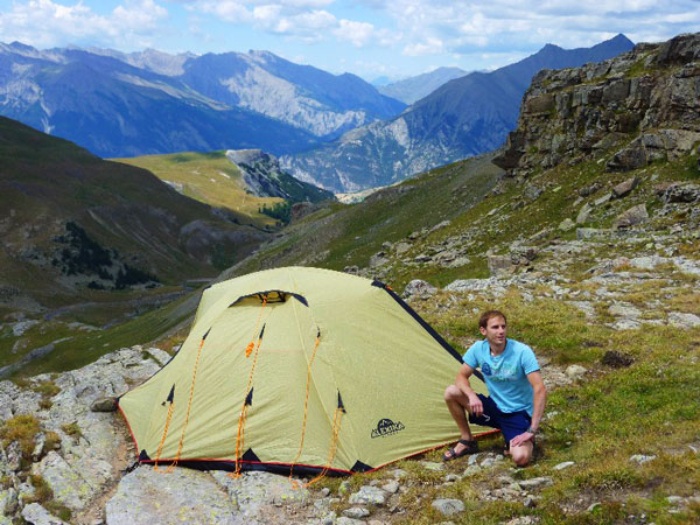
[{"xmin": 478, "ymin": 310, "xmax": 507, "ymax": 329}]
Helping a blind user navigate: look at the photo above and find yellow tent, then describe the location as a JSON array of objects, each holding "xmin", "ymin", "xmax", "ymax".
[{"xmin": 118, "ymin": 266, "xmax": 489, "ymax": 475}]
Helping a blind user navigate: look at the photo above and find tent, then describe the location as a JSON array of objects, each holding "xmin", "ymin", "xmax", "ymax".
[{"xmin": 118, "ymin": 266, "xmax": 490, "ymax": 476}]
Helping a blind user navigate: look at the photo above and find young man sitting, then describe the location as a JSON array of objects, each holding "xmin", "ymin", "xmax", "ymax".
[{"xmin": 443, "ymin": 310, "xmax": 546, "ymax": 466}]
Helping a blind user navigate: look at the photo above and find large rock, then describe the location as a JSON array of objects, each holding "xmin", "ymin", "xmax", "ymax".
[
  {"xmin": 106, "ymin": 466, "xmax": 242, "ymax": 525},
  {"xmin": 498, "ymin": 33, "xmax": 700, "ymax": 179}
]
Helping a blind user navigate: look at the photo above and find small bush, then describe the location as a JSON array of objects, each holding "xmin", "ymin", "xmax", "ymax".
[
  {"xmin": 61, "ymin": 422, "xmax": 83, "ymax": 439},
  {"xmin": 0, "ymin": 414, "xmax": 41, "ymax": 457}
]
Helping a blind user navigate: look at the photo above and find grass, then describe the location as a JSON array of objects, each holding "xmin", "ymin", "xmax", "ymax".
[
  {"xmin": 113, "ymin": 151, "xmax": 285, "ymax": 229},
  {"xmin": 311, "ymin": 292, "xmax": 700, "ymax": 524}
]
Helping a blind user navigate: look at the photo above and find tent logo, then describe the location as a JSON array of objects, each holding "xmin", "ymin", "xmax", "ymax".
[{"xmin": 371, "ymin": 418, "xmax": 405, "ymax": 439}]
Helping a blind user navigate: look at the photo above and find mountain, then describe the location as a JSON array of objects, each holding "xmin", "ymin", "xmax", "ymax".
[
  {"xmin": 178, "ymin": 50, "xmax": 406, "ymax": 140},
  {"xmin": 0, "ymin": 43, "xmax": 404, "ymax": 158},
  {"xmin": 0, "ymin": 116, "xmax": 270, "ymax": 315},
  {"xmin": 281, "ymin": 34, "xmax": 635, "ymax": 193},
  {"xmin": 377, "ymin": 66, "xmax": 469, "ymax": 104}
]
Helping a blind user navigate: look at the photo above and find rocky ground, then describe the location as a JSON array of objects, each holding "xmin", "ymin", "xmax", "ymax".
[
  {"xmin": 1, "ymin": 183, "xmax": 699, "ymax": 525},
  {"xmin": 0, "ymin": 342, "xmax": 586, "ymax": 525},
  {"xmin": 1, "ymin": 221, "xmax": 698, "ymax": 524}
]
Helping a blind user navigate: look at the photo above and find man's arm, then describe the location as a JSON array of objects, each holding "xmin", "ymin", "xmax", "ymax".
[
  {"xmin": 511, "ymin": 370, "xmax": 547, "ymax": 446},
  {"xmin": 455, "ymin": 363, "xmax": 484, "ymax": 417},
  {"xmin": 526, "ymin": 370, "xmax": 546, "ymax": 432}
]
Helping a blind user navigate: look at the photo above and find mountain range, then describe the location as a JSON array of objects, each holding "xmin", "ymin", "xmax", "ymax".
[
  {"xmin": 1, "ymin": 36, "xmax": 635, "ymax": 195},
  {"xmin": 281, "ymin": 34, "xmax": 635, "ymax": 193},
  {"xmin": 0, "ymin": 43, "xmax": 404, "ymax": 159}
]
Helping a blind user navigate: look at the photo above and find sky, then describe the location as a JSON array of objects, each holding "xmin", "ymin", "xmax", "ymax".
[{"xmin": 0, "ymin": 0, "xmax": 699, "ymax": 82}]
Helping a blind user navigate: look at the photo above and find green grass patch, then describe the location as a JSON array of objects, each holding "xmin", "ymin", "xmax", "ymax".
[{"xmin": 114, "ymin": 151, "xmax": 285, "ymax": 229}]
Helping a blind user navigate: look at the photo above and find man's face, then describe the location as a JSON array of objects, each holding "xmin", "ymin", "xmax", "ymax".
[{"xmin": 480, "ymin": 315, "xmax": 507, "ymax": 347}]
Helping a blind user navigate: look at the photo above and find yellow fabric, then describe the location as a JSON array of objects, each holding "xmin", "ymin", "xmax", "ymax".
[{"xmin": 119, "ymin": 266, "xmax": 489, "ymax": 473}]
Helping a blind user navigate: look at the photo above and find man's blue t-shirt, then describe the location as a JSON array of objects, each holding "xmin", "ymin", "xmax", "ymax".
[{"xmin": 463, "ymin": 339, "xmax": 540, "ymax": 415}]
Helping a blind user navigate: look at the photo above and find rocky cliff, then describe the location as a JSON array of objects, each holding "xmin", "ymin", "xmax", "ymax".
[{"xmin": 494, "ymin": 32, "xmax": 700, "ymax": 177}]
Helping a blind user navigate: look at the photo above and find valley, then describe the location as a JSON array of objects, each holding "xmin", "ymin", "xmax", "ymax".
[{"xmin": 0, "ymin": 31, "xmax": 698, "ymax": 525}]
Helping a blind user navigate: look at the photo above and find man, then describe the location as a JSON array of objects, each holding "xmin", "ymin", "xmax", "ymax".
[{"xmin": 443, "ymin": 310, "xmax": 546, "ymax": 466}]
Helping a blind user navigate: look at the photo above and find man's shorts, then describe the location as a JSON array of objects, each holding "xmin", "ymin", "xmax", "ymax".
[{"xmin": 468, "ymin": 393, "xmax": 531, "ymax": 446}]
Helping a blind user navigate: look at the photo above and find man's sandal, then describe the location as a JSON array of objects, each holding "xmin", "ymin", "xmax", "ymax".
[{"xmin": 442, "ymin": 439, "xmax": 479, "ymax": 461}]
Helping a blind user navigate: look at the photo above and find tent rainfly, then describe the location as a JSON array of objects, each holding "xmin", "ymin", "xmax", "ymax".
[{"xmin": 118, "ymin": 266, "xmax": 490, "ymax": 476}]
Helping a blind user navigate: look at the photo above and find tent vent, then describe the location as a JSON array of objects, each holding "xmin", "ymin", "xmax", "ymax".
[
  {"xmin": 139, "ymin": 449, "xmax": 151, "ymax": 461},
  {"xmin": 229, "ymin": 290, "xmax": 310, "ymax": 307},
  {"xmin": 245, "ymin": 387, "xmax": 254, "ymax": 406}
]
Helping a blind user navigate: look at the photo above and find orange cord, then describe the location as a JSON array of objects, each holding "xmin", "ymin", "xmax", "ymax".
[
  {"xmin": 165, "ymin": 336, "xmax": 207, "ymax": 473},
  {"xmin": 289, "ymin": 330, "xmax": 321, "ymax": 484},
  {"xmin": 304, "ymin": 403, "xmax": 344, "ymax": 487},
  {"xmin": 153, "ymin": 398, "xmax": 175, "ymax": 473},
  {"xmin": 231, "ymin": 297, "xmax": 268, "ymax": 478}
]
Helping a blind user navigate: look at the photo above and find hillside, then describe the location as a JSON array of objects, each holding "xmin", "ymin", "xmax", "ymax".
[
  {"xmin": 0, "ymin": 117, "xmax": 274, "ymax": 376},
  {"xmin": 114, "ymin": 149, "xmax": 335, "ymax": 223}
]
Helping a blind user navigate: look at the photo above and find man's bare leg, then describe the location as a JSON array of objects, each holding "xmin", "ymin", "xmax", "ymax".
[{"xmin": 444, "ymin": 384, "xmax": 475, "ymax": 456}]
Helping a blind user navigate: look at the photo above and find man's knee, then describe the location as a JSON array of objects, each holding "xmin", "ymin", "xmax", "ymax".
[
  {"xmin": 510, "ymin": 445, "xmax": 533, "ymax": 467},
  {"xmin": 444, "ymin": 384, "xmax": 461, "ymax": 401}
]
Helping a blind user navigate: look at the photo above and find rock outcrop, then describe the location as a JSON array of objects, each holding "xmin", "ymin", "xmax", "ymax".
[{"xmin": 494, "ymin": 32, "xmax": 700, "ymax": 177}]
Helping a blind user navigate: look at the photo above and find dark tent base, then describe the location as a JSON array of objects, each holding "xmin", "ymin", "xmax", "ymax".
[{"xmin": 137, "ymin": 448, "xmax": 372, "ymax": 477}]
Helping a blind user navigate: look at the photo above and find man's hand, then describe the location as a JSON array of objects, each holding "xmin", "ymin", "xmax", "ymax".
[
  {"xmin": 509, "ymin": 430, "xmax": 535, "ymax": 448},
  {"xmin": 467, "ymin": 393, "xmax": 483, "ymax": 417}
]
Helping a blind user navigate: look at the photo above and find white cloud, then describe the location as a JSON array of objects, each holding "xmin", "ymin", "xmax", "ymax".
[
  {"xmin": 1, "ymin": 0, "xmax": 698, "ymax": 77},
  {"xmin": 403, "ymin": 37, "xmax": 444, "ymax": 57},
  {"xmin": 0, "ymin": 0, "xmax": 168, "ymax": 50},
  {"xmin": 333, "ymin": 19, "xmax": 375, "ymax": 47},
  {"xmin": 358, "ymin": 0, "xmax": 700, "ymax": 55}
]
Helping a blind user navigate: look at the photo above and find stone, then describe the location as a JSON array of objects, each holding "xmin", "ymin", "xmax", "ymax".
[
  {"xmin": 403, "ymin": 279, "xmax": 437, "ymax": 298},
  {"xmin": 565, "ymin": 365, "xmax": 587, "ymax": 380},
  {"xmin": 20, "ymin": 503, "xmax": 69, "ymax": 525},
  {"xmin": 431, "ymin": 498, "xmax": 465, "ymax": 516},
  {"xmin": 612, "ymin": 176, "xmax": 640, "ymax": 198},
  {"xmin": 5, "ymin": 441, "xmax": 22, "ymax": 472},
  {"xmin": 576, "ymin": 203, "xmax": 592, "ymax": 224},
  {"xmin": 343, "ymin": 507, "xmax": 370, "ymax": 519},
  {"xmin": 609, "ymin": 302, "xmax": 641, "ymax": 318},
  {"xmin": 668, "ymin": 312, "xmax": 700, "ymax": 328},
  {"xmin": 663, "ymin": 183, "xmax": 700, "ymax": 204},
  {"xmin": 553, "ymin": 461, "xmax": 576, "ymax": 470},
  {"xmin": 630, "ymin": 454, "xmax": 657, "ymax": 464},
  {"xmin": 90, "ymin": 397, "xmax": 118, "ymax": 412},
  {"xmin": 381, "ymin": 480, "xmax": 400, "ymax": 494},
  {"xmin": 106, "ymin": 466, "xmax": 241, "ymax": 525},
  {"xmin": 614, "ymin": 204, "xmax": 648, "ymax": 229},
  {"xmin": 488, "ymin": 255, "xmax": 513, "ymax": 276},
  {"xmin": 35, "ymin": 451, "xmax": 93, "ymax": 511},
  {"xmin": 0, "ymin": 487, "xmax": 18, "ymax": 516},
  {"xmin": 558, "ymin": 218, "xmax": 576, "ymax": 232},
  {"xmin": 348, "ymin": 486, "xmax": 386, "ymax": 506},
  {"xmin": 517, "ymin": 477, "xmax": 554, "ymax": 489}
]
